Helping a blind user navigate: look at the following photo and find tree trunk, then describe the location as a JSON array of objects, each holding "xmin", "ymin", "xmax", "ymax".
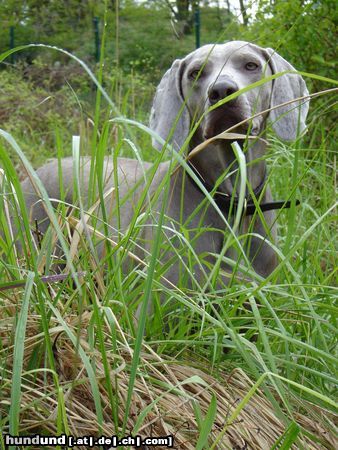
[
  {"xmin": 176, "ymin": 0, "xmax": 190, "ymax": 21},
  {"xmin": 238, "ymin": 0, "xmax": 249, "ymax": 26}
]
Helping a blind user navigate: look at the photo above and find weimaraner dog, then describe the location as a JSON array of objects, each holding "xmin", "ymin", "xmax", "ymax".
[{"xmin": 21, "ymin": 41, "xmax": 309, "ymax": 291}]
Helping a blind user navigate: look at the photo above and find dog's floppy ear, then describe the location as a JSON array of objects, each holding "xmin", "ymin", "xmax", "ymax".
[
  {"xmin": 150, "ymin": 59, "xmax": 190, "ymax": 151},
  {"xmin": 266, "ymin": 48, "xmax": 309, "ymax": 140}
]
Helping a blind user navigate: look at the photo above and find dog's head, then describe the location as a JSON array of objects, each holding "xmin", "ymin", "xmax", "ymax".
[{"xmin": 150, "ymin": 41, "xmax": 309, "ymax": 151}]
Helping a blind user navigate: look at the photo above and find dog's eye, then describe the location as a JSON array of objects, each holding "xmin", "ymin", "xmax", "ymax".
[
  {"xmin": 189, "ymin": 68, "xmax": 202, "ymax": 80},
  {"xmin": 245, "ymin": 62, "xmax": 259, "ymax": 71}
]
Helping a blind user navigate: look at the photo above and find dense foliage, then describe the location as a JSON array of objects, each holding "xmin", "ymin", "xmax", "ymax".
[
  {"xmin": 1, "ymin": 0, "xmax": 336, "ymax": 162},
  {"xmin": 1, "ymin": 1, "xmax": 335, "ymax": 80},
  {"xmin": 245, "ymin": 0, "xmax": 337, "ymax": 87}
]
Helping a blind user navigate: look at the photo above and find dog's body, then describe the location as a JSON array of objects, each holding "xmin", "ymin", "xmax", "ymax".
[{"xmin": 20, "ymin": 41, "xmax": 309, "ymax": 289}]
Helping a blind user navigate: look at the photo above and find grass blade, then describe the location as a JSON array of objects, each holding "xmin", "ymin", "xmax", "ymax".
[
  {"xmin": 270, "ymin": 421, "xmax": 300, "ymax": 449},
  {"xmin": 9, "ymin": 271, "xmax": 34, "ymax": 445},
  {"xmin": 196, "ymin": 393, "xmax": 217, "ymax": 450}
]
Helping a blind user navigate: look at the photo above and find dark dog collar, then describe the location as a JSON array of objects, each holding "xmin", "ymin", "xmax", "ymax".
[{"xmin": 187, "ymin": 161, "xmax": 300, "ymax": 216}]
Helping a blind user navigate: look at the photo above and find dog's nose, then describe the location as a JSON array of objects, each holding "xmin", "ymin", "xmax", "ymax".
[{"xmin": 208, "ymin": 78, "xmax": 239, "ymax": 105}]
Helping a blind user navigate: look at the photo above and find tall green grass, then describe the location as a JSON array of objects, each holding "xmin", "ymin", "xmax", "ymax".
[{"xmin": 0, "ymin": 40, "xmax": 337, "ymax": 450}]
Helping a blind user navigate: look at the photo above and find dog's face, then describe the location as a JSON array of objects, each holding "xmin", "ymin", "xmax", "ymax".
[
  {"xmin": 151, "ymin": 40, "xmax": 309, "ymax": 152},
  {"xmin": 180, "ymin": 41, "xmax": 273, "ymax": 140},
  {"xmin": 150, "ymin": 40, "xmax": 309, "ymax": 194}
]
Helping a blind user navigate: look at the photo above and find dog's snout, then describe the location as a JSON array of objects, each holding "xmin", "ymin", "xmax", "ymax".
[{"xmin": 208, "ymin": 78, "xmax": 239, "ymax": 105}]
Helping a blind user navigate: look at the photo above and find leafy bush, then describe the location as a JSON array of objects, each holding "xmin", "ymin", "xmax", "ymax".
[
  {"xmin": 247, "ymin": 0, "xmax": 336, "ymax": 83},
  {"xmin": 0, "ymin": 66, "xmax": 83, "ymax": 168},
  {"xmin": 0, "ymin": 56, "xmax": 157, "ymax": 171}
]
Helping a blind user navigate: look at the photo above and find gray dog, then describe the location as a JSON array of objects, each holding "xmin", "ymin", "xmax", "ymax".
[{"xmin": 21, "ymin": 41, "xmax": 309, "ymax": 290}]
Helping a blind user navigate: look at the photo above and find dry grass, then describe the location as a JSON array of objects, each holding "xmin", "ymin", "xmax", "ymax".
[{"xmin": 1, "ymin": 308, "xmax": 335, "ymax": 450}]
